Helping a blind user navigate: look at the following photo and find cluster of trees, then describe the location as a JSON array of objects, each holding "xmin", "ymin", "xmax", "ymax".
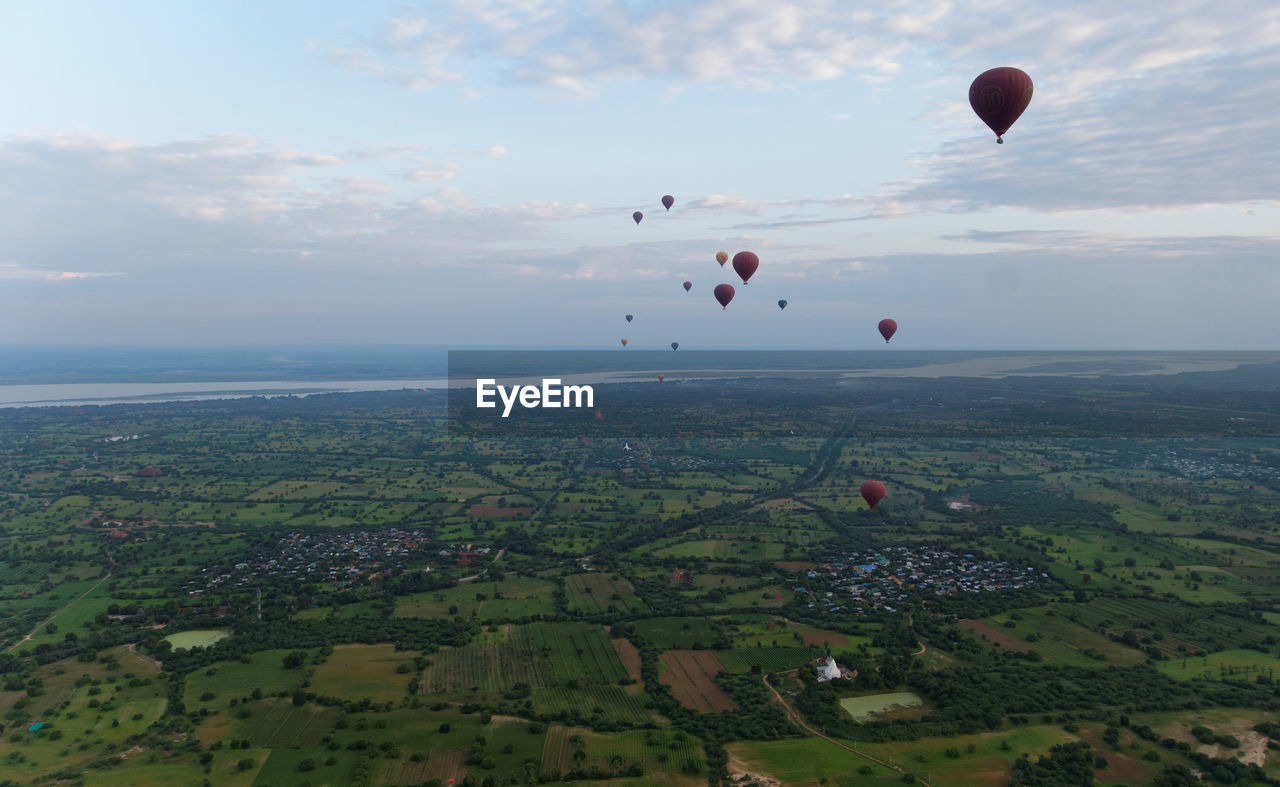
[{"xmin": 1008, "ymin": 742, "xmax": 1095, "ymax": 786}]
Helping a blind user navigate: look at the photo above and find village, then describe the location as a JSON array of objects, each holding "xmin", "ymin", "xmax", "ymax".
[
  {"xmin": 795, "ymin": 545, "xmax": 1046, "ymax": 615},
  {"xmin": 180, "ymin": 528, "xmax": 488, "ymax": 595}
]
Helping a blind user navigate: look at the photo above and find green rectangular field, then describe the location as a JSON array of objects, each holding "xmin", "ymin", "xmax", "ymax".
[{"xmin": 309, "ymin": 643, "xmax": 417, "ymax": 703}]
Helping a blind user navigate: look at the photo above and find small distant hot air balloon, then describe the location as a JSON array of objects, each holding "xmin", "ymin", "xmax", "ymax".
[
  {"xmin": 715, "ymin": 251, "xmax": 728, "ymax": 266},
  {"xmin": 777, "ymin": 300, "xmax": 788, "ymax": 310},
  {"xmin": 620, "ymin": 338, "xmax": 628, "ymax": 347},
  {"xmin": 662, "ymin": 195, "xmax": 674, "ymax": 211},
  {"xmin": 633, "ymin": 211, "xmax": 643, "ymax": 224},
  {"xmin": 878, "ymin": 319, "xmax": 897, "ymax": 343},
  {"xmin": 671, "ymin": 342, "xmax": 679, "ymax": 351},
  {"xmin": 657, "ymin": 374, "xmax": 665, "ymax": 381},
  {"xmin": 714, "ymin": 284, "xmax": 735, "ymax": 310},
  {"xmin": 682, "ymin": 281, "xmax": 692, "ymax": 292},
  {"xmin": 860, "ymin": 480, "xmax": 886, "ymax": 510},
  {"xmin": 969, "ymin": 67, "xmax": 1033, "ymax": 144},
  {"xmin": 626, "ymin": 314, "xmax": 633, "ymax": 323},
  {"xmin": 595, "ymin": 408, "xmax": 603, "ymax": 420},
  {"xmin": 732, "ymin": 251, "xmax": 759, "ymax": 284}
]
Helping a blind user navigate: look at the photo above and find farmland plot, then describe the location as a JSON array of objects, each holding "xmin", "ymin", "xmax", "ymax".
[
  {"xmin": 658, "ymin": 650, "xmax": 738, "ymax": 712},
  {"xmin": 421, "ymin": 622, "xmax": 627, "ymax": 694}
]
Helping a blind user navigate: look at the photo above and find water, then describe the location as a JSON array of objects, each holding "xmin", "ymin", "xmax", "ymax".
[{"xmin": 0, "ymin": 379, "xmax": 451, "ymax": 409}]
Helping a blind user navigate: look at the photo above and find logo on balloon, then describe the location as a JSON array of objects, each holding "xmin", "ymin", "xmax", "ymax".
[{"xmin": 979, "ymin": 85, "xmax": 1005, "ymax": 112}]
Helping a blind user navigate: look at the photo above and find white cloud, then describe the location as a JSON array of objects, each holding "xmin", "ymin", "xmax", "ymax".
[{"xmin": 327, "ymin": 0, "xmax": 916, "ymax": 95}]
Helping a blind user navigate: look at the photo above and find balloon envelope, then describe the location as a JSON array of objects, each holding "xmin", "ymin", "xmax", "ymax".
[
  {"xmin": 969, "ymin": 67, "xmax": 1033, "ymax": 143},
  {"xmin": 633, "ymin": 211, "xmax": 643, "ymax": 224},
  {"xmin": 626, "ymin": 314, "xmax": 633, "ymax": 323},
  {"xmin": 714, "ymin": 283, "xmax": 735, "ymax": 309},
  {"xmin": 715, "ymin": 251, "xmax": 728, "ymax": 266},
  {"xmin": 878, "ymin": 319, "xmax": 898, "ymax": 343},
  {"xmin": 671, "ymin": 342, "xmax": 679, "ymax": 351},
  {"xmin": 662, "ymin": 195, "xmax": 674, "ymax": 210},
  {"xmin": 657, "ymin": 374, "xmax": 665, "ymax": 381},
  {"xmin": 860, "ymin": 480, "xmax": 887, "ymax": 510},
  {"xmin": 732, "ymin": 251, "xmax": 759, "ymax": 284},
  {"xmin": 620, "ymin": 338, "xmax": 628, "ymax": 347},
  {"xmin": 777, "ymin": 299, "xmax": 788, "ymax": 310},
  {"xmin": 682, "ymin": 281, "xmax": 692, "ymax": 292}
]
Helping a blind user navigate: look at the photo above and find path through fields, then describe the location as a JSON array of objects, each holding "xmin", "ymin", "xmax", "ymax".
[
  {"xmin": 761, "ymin": 671, "xmax": 931, "ymax": 787},
  {"xmin": 4, "ymin": 571, "xmax": 111, "ymax": 653}
]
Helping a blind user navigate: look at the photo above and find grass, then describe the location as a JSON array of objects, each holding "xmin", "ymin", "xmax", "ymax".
[
  {"xmin": 182, "ymin": 648, "xmax": 314, "ymax": 709},
  {"xmin": 164, "ymin": 629, "xmax": 230, "ymax": 650},
  {"xmin": 980, "ymin": 606, "xmax": 1147, "ymax": 667},
  {"xmin": 1155, "ymin": 648, "xmax": 1280, "ymax": 681},
  {"xmin": 840, "ymin": 691, "xmax": 924, "ymax": 722},
  {"xmin": 726, "ymin": 737, "xmax": 904, "ymax": 784},
  {"xmin": 309, "ymin": 644, "xmax": 417, "ymax": 703}
]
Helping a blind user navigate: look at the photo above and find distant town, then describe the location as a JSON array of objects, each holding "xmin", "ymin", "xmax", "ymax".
[
  {"xmin": 796, "ymin": 546, "xmax": 1046, "ymax": 615},
  {"xmin": 180, "ymin": 528, "xmax": 474, "ymax": 595}
]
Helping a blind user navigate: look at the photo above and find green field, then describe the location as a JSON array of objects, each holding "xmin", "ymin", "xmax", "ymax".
[
  {"xmin": 5, "ymin": 373, "xmax": 1280, "ymax": 786},
  {"xmin": 310, "ymin": 644, "xmax": 417, "ymax": 703},
  {"xmin": 840, "ymin": 691, "xmax": 924, "ymax": 722},
  {"xmin": 164, "ymin": 628, "xmax": 230, "ymax": 650}
]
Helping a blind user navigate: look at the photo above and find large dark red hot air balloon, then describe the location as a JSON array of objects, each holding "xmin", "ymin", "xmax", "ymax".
[
  {"xmin": 878, "ymin": 319, "xmax": 897, "ymax": 343},
  {"xmin": 633, "ymin": 211, "xmax": 643, "ymax": 224},
  {"xmin": 732, "ymin": 251, "xmax": 759, "ymax": 284},
  {"xmin": 969, "ymin": 67, "xmax": 1033, "ymax": 144},
  {"xmin": 713, "ymin": 284, "xmax": 735, "ymax": 310},
  {"xmin": 682, "ymin": 280, "xmax": 692, "ymax": 292},
  {"xmin": 860, "ymin": 480, "xmax": 886, "ymax": 510},
  {"xmin": 662, "ymin": 195, "xmax": 674, "ymax": 210}
]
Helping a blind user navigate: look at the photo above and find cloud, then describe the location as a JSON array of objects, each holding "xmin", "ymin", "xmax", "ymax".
[
  {"xmin": 0, "ymin": 262, "xmax": 123, "ymax": 282},
  {"xmin": 326, "ymin": 1, "xmax": 914, "ymax": 95},
  {"xmin": 887, "ymin": 1, "xmax": 1280, "ymax": 212},
  {"xmin": 403, "ymin": 157, "xmax": 461, "ymax": 182},
  {"xmin": 331, "ymin": 1, "xmax": 1280, "ymax": 217}
]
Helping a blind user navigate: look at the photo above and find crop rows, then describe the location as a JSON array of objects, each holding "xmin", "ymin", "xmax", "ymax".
[
  {"xmin": 532, "ymin": 685, "xmax": 651, "ymax": 724},
  {"xmin": 244, "ymin": 698, "xmax": 334, "ymax": 748},
  {"xmin": 540, "ymin": 727, "xmax": 702, "ymax": 777},
  {"xmin": 715, "ymin": 646, "xmax": 818, "ymax": 674},
  {"xmin": 1074, "ymin": 597, "xmax": 1275, "ymax": 652},
  {"xmin": 532, "ymin": 622, "xmax": 628, "ymax": 685},
  {"xmin": 659, "ymin": 650, "xmax": 738, "ymax": 712},
  {"xmin": 421, "ymin": 623, "xmax": 627, "ymax": 694}
]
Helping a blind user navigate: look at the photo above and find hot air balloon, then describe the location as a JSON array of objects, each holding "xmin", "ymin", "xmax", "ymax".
[
  {"xmin": 657, "ymin": 374, "xmax": 665, "ymax": 381},
  {"xmin": 860, "ymin": 480, "xmax": 886, "ymax": 510},
  {"xmin": 715, "ymin": 251, "xmax": 728, "ymax": 266},
  {"xmin": 714, "ymin": 284, "xmax": 735, "ymax": 310},
  {"xmin": 682, "ymin": 281, "xmax": 692, "ymax": 292},
  {"xmin": 633, "ymin": 211, "xmax": 643, "ymax": 224},
  {"xmin": 671, "ymin": 342, "xmax": 679, "ymax": 351},
  {"xmin": 662, "ymin": 195, "xmax": 674, "ymax": 211},
  {"xmin": 969, "ymin": 67, "xmax": 1033, "ymax": 144},
  {"xmin": 626, "ymin": 314, "xmax": 633, "ymax": 323},
  {"xmin": 732, "ymin": 251, "xmax": 759, "ymax": 284},
  {"xmin": 595, "ymin": 408, "xmax": 603, "ymax": 420},
  {"xmin": 878, "ymin": 319, "xmax": 897, "ymax": 343},
  {"xmin": 778, "ymin": 300, "xmax": 788, "ymax": 310},
  {"xmin": 620, "ymin": 338, "xmax": 628, "ymax": 347}
]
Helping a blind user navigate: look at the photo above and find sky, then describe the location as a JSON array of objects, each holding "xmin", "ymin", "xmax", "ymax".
[{"xmin": 1, "ymin": 0, "xmax": 1278, "ymax": 350}]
